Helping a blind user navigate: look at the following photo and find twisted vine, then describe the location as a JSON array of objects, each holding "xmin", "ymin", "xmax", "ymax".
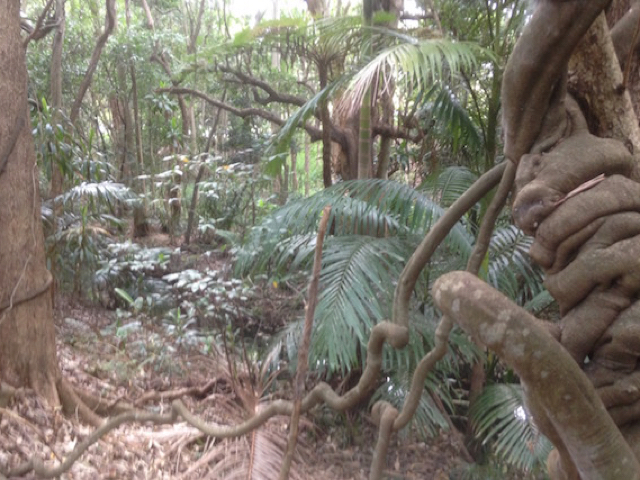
[{"xmin": 434, "ymin": 2, "xmax": 640, "ymax": 479}]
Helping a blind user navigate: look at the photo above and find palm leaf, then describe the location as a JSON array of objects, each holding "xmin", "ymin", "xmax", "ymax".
[
  {"xmin": 346, "ymin": 36, "xmax": 489, "ymax": 113},
  {"xmin": 419, "ymin": 165, "xmax": 480, "ymax": 207},
  {"xmin": 311, "ymin": 235, "xmax": 408, "ymax": 372},
  {"xmin": 235, "ymin": 179, "xmax": 473, "ymax": 276},
  {"xmin": 470, "ymin": 383, "xmax": 553, "ymax": 472},
  {"xmin": 419, "ymin": 85, "xmax": 482, "ymax": 152},
  {"xmin": 269, "ymin": 78, "xmax": 348, "ymax": 154},
  {"xmin": 58, "ymin": 181, "xmax": 139, "ymax": 211},
  {"xmin": 487, "ymin": 225, "xmax": 545, "ymax": 305}
]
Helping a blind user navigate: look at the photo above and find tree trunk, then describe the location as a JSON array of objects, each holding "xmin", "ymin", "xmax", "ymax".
[
  {"xmin": 0, "ymin": 0, "xmax": 60, "ymax": 405},
  {"xmin": 357, "ymin": 0, "xmax": 373, "ymax": 179},
  {"xmin": 319, "ymin": 64, "xmax": 332, "ymax": 187},
  {"xmin": 290, "ymin": 143, "xmax": 298, "ymax": 192},
  {"xmin": 304, "ymin": 134, "xmax": 310, "ymax": 196},
  {"xmin": 489, "ymin": 2, "xmax": 640, "ymax": 478},
  {"xmin": 69, "ymin": 0, "xmax": 116, "ymax": 124},
  {"xmin": 116, "ymin": 62, "xmax": 136, "ymax": 183}
]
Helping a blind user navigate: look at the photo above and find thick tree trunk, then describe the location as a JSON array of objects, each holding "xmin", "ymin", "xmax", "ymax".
[
  {"xmin": 357, "ymin": 0, "xmax": 373, "ymax": 179},
  {"xmin": 0, "ymin": 0, "xmax": 60, "ymax": 405}
]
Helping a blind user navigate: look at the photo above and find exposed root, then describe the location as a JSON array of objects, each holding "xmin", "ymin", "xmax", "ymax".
[
  {"xmin": 133, "ymin": 379, "xmax": 222, "ymax": 407},
  {"xmin": 56, "ymin": 377, "xmax": 104, "ymax": 427},
  {"xmin": 0, "ymin": 382, "xmax": 16, "ymax": 408}
]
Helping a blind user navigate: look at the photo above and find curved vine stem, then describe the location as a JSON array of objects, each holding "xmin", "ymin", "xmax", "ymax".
[{"xmin": 393, "ymin": 161, "xmax": 507, "ymax": 328}]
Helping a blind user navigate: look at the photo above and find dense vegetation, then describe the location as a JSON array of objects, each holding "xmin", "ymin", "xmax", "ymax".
[{"xmin": 3, "ymin": 0, "xmax": 573, "ymax": 477}]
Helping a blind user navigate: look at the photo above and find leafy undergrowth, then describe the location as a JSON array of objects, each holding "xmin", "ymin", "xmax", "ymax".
[{"xmin": 0, "ymin": 292, "xmax": 468, "ymax": 480}]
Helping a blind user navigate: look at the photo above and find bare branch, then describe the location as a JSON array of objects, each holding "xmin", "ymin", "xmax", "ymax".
[
  {"xmin": 22, "ymin": 0, "xmax": 56, "ymax": 47},
  {"xmin": 217, "ymin": 65, "xmax": 307, "ymax": 107}
]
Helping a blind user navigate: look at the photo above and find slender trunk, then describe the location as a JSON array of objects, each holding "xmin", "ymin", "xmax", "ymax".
[
  {"xmin": 70, "ymin": 0, "xmax": 116, "ymax": 123},
  {"xmin": 50, "ymin": 0, "xmax": 65, "ymax": 199},
  {"xmin": 319, "ymin": 64, "xmax": 332, "ymax": 188},
  {"xmin": 376, "ymin": 71, "xmax": 395, "ymax": 179},
  {"xmin": 281, "ymin": 157, "xmax": 289, "ymax": 204},
  {"xmin": 358, "ymin": 0, "xmax": 373, "ymax": 179},
  {"xmin": 291, "ymin": 144, "xmax": 298, "ymax": 192},
  {"xmin": 139, "ymin": 0, "xmax": 154, "ymax": 29},
  {"xmin": 116, "ymin": 62, "xmax": 135, "ymax": 183},
  {"xmin": 304, "ymin": 134, "xmax": 310, "ymax": 196},
  {"xmin": 184, "ymin": 93, "xmax": 226, "ymax": 244},
  {"xmin": 184, "ymin": 163, "xmax": 206, "ymax": 245}
]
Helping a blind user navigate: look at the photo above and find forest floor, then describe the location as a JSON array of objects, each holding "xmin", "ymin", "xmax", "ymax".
[{"xmin": 0, "ymin": 240, "xmax": 470, "ymax": 479}]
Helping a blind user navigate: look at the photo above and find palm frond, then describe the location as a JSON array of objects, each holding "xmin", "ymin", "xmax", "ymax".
[
  {"xmin": 235, "ymin": 179, "xmax": 473, "ymax": 276},
  {"xmin": 346, "ymin": 37, "xmax": 488, "ymax": 113},
  {"xmin": 269, "ymin": 78, "xmax": 347, "ymax": 154},
  {"xmin": 419, "ymin": 165, "xmax": 480, "ymax": 207},
  {"xmin": 58, "ymin": 181, "xmax": 139, "ymax": 210},
  {"xmin": 470, "ymin": 383, "xmax": 552, "ymax": 473},
  {"xmin": 310, "ymin": 235, "xmax": 408, "ymax": 372},
  {"xmin": 371, "ymin": 372, "xmax": 450, "ymax": 439},
  {"xmin": 487, "ymin": 225, "xmax": 545, "ymax": 305},
  {"xmin": 419, "ymin": 85, "xmax": 482, "ymax": 152}
]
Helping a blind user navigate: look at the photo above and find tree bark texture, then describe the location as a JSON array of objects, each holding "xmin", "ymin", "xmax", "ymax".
[{"xmin": 0, "ymin": 0, "xmax": 60, "ymax": 404}]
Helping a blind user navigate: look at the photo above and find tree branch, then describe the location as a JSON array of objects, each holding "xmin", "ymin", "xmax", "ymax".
[
  {"xmin": 69, "ymin": 0, "xmax": 116, "ymax": 123},
  {"xmin": 217, "ymin": 65, "xmax": 307, "ymax": 107},
  {"xmin": 22, "ymin": 0, "xmax": 56, "ymax": 47}
]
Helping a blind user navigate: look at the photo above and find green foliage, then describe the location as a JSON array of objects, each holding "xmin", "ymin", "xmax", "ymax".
[
  {"xmin": 96, "ymin": 242, "xmax": 173, "ymax": 311},
  {"xmin": 488, "ymin": 225, "xmax": 545, "ymax": 305},
  {"xmin": 470, "ymin": 383, "xmax": 553, "ymax": 474},
  {"xmin": 163, "ymin": 267, "xmax": 255, "ymax": 332},
  {"xmin": 44, "ymin": 181, "xmax": 139, "ymax": 295},
  {"xmin": 418, "ymin": 85, "xmax": 482, "ymax": 155}
]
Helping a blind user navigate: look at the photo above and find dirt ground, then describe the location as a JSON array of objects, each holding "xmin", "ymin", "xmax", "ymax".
[{"xmin": 0, "ymin": 290, "xmax": 469, "ymax": 480}]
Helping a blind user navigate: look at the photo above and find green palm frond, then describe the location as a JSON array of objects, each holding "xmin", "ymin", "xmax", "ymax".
[
  {"xmin": 371, "ymin": 371, "xmax": 450, "ymax": 439},
  {"xmin": 419, "ymin": 85, "xmax": 482, "ymax": 152},
  {"xmin": 523, "ymin": 289, "xmax": 555, "ymax": 316},
  {"xmin": 269, "ymin": 78, "xmax": 347, "ymax": 154},
  {"xmin": 235, "ymin": 179, "xmax": 473, "ymax": 276},
  {"xmin": 312, "ymin": 15, "xmax": 363, "ymax": 52},
  {"xmin": 487, "ymin": 225, "xmax": 545, "ymax": 304},
  {"xmin": 311, "ymin": 235, "xmax": 408, "ymax": 371},
  {"xmin": 59, "ymin": 181, "xmax": 139, "ymax": 210},
  {"xmin": 470, "ymin": 383, "xmax": 552, "ymax": 473},
  {"xmin": 419, "ymin": 165, "xmax": 480, "ymax": 207},
  {"xmin": 346, "ymin": 37, "xmax": 488, "ymax": 112}
]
